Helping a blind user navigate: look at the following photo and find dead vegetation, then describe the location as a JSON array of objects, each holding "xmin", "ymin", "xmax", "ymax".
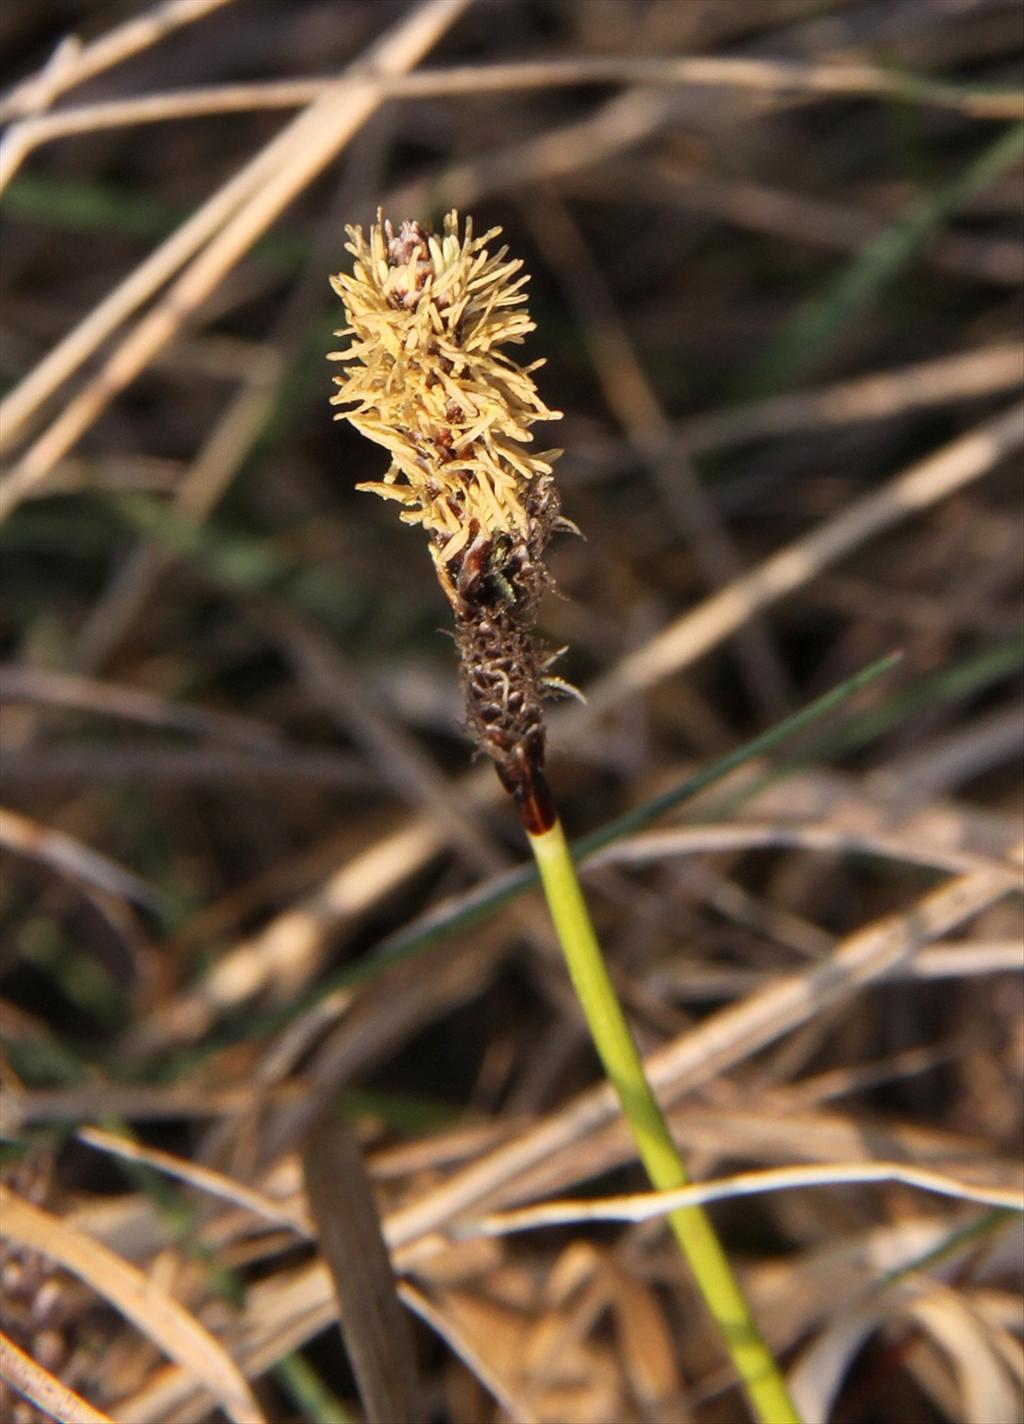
[{"xmin": 0, "ymin": 2, "xmax": 1022, "ymax": 1421}]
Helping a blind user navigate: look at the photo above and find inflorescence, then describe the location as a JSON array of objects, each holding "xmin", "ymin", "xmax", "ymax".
[{"xmin": 328, "ymin": 210, "xmax": 575, "ymax": 828}]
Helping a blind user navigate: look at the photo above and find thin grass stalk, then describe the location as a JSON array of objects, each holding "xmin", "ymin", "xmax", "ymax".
[{"xmin": 530, "ymin": 814, "xmax": 800, "ymax": 1423}]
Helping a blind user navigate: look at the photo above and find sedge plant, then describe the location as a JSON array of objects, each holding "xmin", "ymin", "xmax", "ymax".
[{"xmin": 328, "ymin": 210, "xmax": 800, "ymax": 1424}]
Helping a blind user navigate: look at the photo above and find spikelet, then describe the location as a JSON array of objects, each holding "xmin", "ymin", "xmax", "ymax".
[
  {"xmin": 329, "ymin": 211, "xmax": 570, "ymax": 825},
  {"xmin": 328, "ymin": 211, "xmax": 562, "ymax": 585}
]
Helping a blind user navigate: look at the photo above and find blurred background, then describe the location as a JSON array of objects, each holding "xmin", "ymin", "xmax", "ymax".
[{"xmin": 1, "ymin": 2, "xmax": 1022, "ymax": 1422}]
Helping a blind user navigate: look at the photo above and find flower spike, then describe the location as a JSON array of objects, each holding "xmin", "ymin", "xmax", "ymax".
[{"xmin": 329, "ymin": 210, "xmax": 570, "ymax": 827}]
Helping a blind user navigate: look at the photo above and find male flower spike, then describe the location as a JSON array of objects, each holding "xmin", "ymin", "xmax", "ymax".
[{"xmin": 328, "ymin": 210, "xmax": 573, "ymax": 829}]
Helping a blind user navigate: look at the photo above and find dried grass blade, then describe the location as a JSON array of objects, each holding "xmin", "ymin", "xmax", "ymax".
[
  {"xmin": 77, "ymin": 1126, "xmax": 311, "ymax": 1234},
  {"xmin": 0, "ymin": 1329, "xmax": 113, "ymax": 1424},
  {"xmin": 591, "ymin": 822, "xmax": 1023, "ymax": 886},
  {"xmin": 0, "ymin": 806, "xmax": 160, "ymax": 908},
  {"xmin": 0, "ymin": 0, "xmax": 471, "ymax": 483},
  {"xmin": 788, "ymin": 1302, "xmax": 888, "ymax": 1424},
  {"xmin": 464, "ymin": 1161, "xmax": 1024, "ymax": 1237},
  {"xmin": 5, "ymin": 53, "xmax": 1021, "ymax": 146},
  {"xmin": 0, "ymin": 1187, "xmax": 265, "ymax": 1424},
  {"xmin": 582, "ymin": 400, "xmax": 1024, "ymax": 717},
  {"xmin": 674, "ymin": 343, "xmax": 1024, "ymax": 454},
  {"xmin": 0, "ymin": 0, "xmax": 233, "ymax": 120},
  {"xmin": 400, "ymin": 1281, "xmax": 539, "ymax": 1424},
  {"xmin": 0, "ymin": 664, "xmax": 280, "ymax": 747},
  {"xmin": 906, "ymin": 1288, "xmax": 1024, "ymax": 1424}
]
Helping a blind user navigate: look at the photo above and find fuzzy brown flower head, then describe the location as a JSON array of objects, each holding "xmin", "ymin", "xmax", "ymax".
[{"xmin": 328, "ymin": 210, "xmax": 574, "ymax": 824}]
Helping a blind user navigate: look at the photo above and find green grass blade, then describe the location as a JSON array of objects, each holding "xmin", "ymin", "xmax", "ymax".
[{"xmin": 745, "ymin": 123, "xmax": 1024, "ymax": 395}]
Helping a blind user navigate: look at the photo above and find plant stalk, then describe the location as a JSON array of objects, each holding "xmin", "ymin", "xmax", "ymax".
[{"xmin": 529, "ymin": 810, "xmax": 801, "ymax": 1424}]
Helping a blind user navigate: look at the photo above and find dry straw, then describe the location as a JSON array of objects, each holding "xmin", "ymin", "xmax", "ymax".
[{"xmin": 329, "ymin": 210, "xmax": 800, "ymax": 1423}]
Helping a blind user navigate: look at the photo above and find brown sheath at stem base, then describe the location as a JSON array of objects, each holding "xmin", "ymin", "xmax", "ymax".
[{"xmin": 496, "ymin": 757, "xmax": 556, "ymax": 836}]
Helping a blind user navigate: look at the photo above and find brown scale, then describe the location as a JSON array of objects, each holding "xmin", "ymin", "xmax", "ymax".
[
  {"xmin": 383, "ymin": 219, "xmax": 433, "ymax": 310},
  {"xmin": 446, "ymin": 472, "xmax": 561, "ymax": 833},
  {"xmin": 456, "ymin": 600, "xmax": 553, "ymax": 833}
]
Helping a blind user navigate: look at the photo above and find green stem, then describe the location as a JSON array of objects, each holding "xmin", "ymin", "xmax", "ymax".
[{"xmin": 529, "ymin": 814, "xmax": 801, "ymax": 1424}]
